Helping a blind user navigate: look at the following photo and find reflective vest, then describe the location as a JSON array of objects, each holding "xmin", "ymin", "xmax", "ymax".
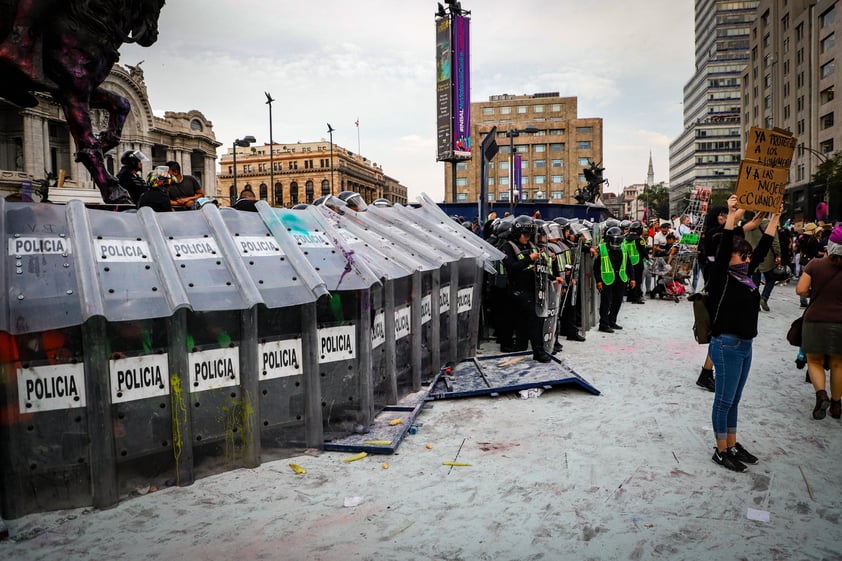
[
  {"xmin": 623, "ymin": 239, "xmax": 640, "ymax": 265},
  {"xmin": 598, "ymin": 242, "xmax": 628, "ymax": 285}
]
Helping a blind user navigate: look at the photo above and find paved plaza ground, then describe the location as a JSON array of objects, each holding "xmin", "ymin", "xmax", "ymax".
[{"xmin": 2, "ymin": 282, "xmax": 840, "ymax": 561}]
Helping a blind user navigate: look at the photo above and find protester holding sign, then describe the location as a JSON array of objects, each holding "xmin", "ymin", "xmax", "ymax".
[{"xmin": 707, "ymin": 195, "xmax": 781, "ymax": 472}]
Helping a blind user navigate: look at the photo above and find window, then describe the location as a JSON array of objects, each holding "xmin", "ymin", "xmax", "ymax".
[
  {"xmin": 821, "ymin": 5, "xmax": 836, "ymax": 28},
  {"xmin": 258, "ymin": 163, "xmax": 266, "ymax": 172},
  {"xmin": 551, "ymin": 175, "xmax": 563, "ymax": 184},
  {"xmin": 577, "ymin": 127, "xmax": 592, "ymax": 134},
  {"xmin": 517, "ymin": 105, "xmax": 527, "ymax": 114},
  {"xmin": 487, "ymin": 193, "xmax": 495, "ymax": 201},
  {"xmin": 482, "ymin": 107, "xmax": 494, "ymax": 115},
  {"xmin": 521, "ymin": 176, "xmax": 529, "ymax": 185},
  {"xmin": 578, "ymin": 157, "xmax": 590, "ymax": 166},
  {"xmin": 190, "ymin": 119, "xmax": 204, "ymax": 132},
  {"xmin": 534, "ymin": 176, "xmax": 545, "ymax": 185},
  {"xmin": 550, "ymin": 143, "xmax": 564, "ymax": 152},
  {"xmin": 821, "ymin": 112, "xmax": 834, "ymax": 129},
  {"xmin": 290, "ymin": 181, "xmax": 299, "ymax": 205},
  {"xmin": 551, "ymin": 159, "xmax": 563, "ymax": 168},
  {"xmin": 551, "ymin": 104, "xmax": 561, "ymax": 112},
  {"xmin": 319, "ymin": 159, "xmax": 328, "ymax": 168},
  {"xmin": 781, "ymin": 13, "xmax": 789, "ymax": 31},
  {"xmin": 822, "ymin": 60, "xmax": 835, "ymax": 79},
  {"xmin": 534, "ymin": 144, "xmax": 546, "ymax": 153},
  {"xmin": 578, "ymin": 174, "xmax": 586, "ymax": 183},
  {"xmin": 499, "ymin": 191, "xmax": 510, "ymax": 201},
  {"xmin": 456, "ymin": 177, "xmax": 468, "ymax": 187},
  {"xmin": 499, "ymin": 161, "xmax": 509, "ymax": 170},
  {"xmin": 550, "ymin": 129, "xmax": 564, "ymax": 136},
  {"xmin": 520, "ymin": 159, "xmax": 529, "ymax": 169},
  {"xmin": 456, "ymin": 161, "xmax": 468, "ymax": 170},
  {"xmin": 822, "ymin": 33, "xmax": 835, "ymax": 55},
  {"xmin": 321, "ymin": 179, "xmax": 330, "ymax": 196},
  {"xmin": 500, "ymin": 177, "xmax": 509, "ymax": 186},
  {"xmin": 289, "ymin": 160, "xmax": 298, "ymax": 170},
  {"xmin": 259, "ymin": 183, "xmax": 268, "ymax": 200},
  {"xmin": 551, "ymin": 191, "xmax": 563, "ymax": 200},
  {"xmin": 795, "ymin": 23, "xmax": 803, "ymax": 41},
  {"xmin": 764, "ymin": 95, "xmax": 772, "ymax": 109},
  {"xmin": 577, "ymin": 141, "xmax": 592, "ymax": 149},
  {"xmin": 228, "ymin": 166, "xmax": 232, "ymax": 174},
  {"xmin": 244, "ymin": 164, "xmax": 252, "ymax": 173},
  {"xmin": 820, "ymin": 139, "xmax": 834, "ymax": 154},
  {"xmin": 764, "ymin": 74, "xmax": 772, "ymax": 87},
  {"xmin": 784, "ymin": 105, "xmax": 791, "ymax": 119},
  {"xmin": 500, "ymin": 106, "xmax": 512, "ymax": 115},
  {"xmin": 305, "ymin": 180, "xmax": 314, "ymax": 203},
  {"xmin": 274, "ymin": 162, "xmax": 283, "ymax": 171},
  {"xmin": 534, "ymin": 105, "xmax": 544, "ymax": 113},
  {"xmin": 534, "ymin": 159, "xmax": 546, "ymax": 168},
  {"xmin": 821, "ymin": 87, "xmax": 835, "ymax": 104},
  {"xmin": 488, "ymin": 177, "xmax": 495, "ymax": 186},
  {"xmin": 304, "ymin": 159, "xmax": 314, "ymax": 169},
  {"xmin": 456, "ymin": 193, "xmax": 468, "ymax": 201},
  {"xmin": 274, "ymin": 182, "xmax": 283, "ymax": 205},
  {"xmin": 516, "ymin": 145, "xmax": 528, "ymax": 154}
]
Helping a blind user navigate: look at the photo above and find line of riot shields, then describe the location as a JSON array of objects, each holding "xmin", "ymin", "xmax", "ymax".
[{"xmin": 0, "ymin": 194, "xmax": 502, "ymax": 518}]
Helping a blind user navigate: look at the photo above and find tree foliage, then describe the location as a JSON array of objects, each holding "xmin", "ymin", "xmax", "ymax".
[{"xmin": 637, "ymin": 182, "xmax": 670, "ymax": 220}]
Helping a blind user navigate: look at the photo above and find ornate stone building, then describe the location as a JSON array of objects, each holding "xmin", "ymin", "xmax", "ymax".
[
  {"xmin": 217, "ymin": 141, "xmax": 408, "ymax": 207},
  {"xmin": 0, "ymin": 64, "xmax": 219, "ymax": 203}
]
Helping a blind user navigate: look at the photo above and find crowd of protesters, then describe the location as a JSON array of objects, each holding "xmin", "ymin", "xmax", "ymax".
[{"xmin": 472, "ymin": 203, "xmax": 842, "ymax": 474}]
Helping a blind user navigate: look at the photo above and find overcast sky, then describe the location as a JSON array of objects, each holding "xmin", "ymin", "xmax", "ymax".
[{"xmin": 120, "ymin": 0, "xmax": 695, "ymax": 201}]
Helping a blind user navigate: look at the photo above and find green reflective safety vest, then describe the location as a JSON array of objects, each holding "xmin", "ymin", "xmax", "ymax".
[
  {"xmin": 623, "ymin": 239, "xmax": 640, "ymax": 266},
  {"xmin": 598, "ymin": 242, "xmax": 629, "ymax": 285}
]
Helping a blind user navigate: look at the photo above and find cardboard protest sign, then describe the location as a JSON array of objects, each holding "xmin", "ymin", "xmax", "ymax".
[
  {"xmin": 735, "ymin": 160, "xmax": 788, "ymax": 213},
  {"xmin": 744, "ymin": 126, "xmax": 796, "ymax": 169}
]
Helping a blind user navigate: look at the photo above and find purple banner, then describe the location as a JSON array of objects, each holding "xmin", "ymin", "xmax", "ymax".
[
  {"xmin": 514, "ymin": 155, "xmax": 522, "ymax": 198},
  {"xmin": 435, "ymin": 17, "xmax": 453, "ymax": 161},
  {"xmin": 451, "ymin": 15, "xmax": 471, "ymax": 157}
]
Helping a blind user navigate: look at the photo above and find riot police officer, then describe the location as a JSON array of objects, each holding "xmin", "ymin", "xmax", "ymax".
[
  {"xmin": 595, "ymin": 226, "xmax": 636, "ymax": 333},
  {"xmin": 624, "ymin": 221, "xmax": 648, "ymax": 304},
  {"xmin": 502, "ymin": 216, "xmax": 552, "ymax": 362}
]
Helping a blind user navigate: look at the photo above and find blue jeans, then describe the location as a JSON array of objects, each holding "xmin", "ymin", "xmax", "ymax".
[
  {"xmin": 709, "ymin": 334, "xmax": 753, "ymax": 440},
  {"xmin": 751, "ymin": 271, "xmax": 775, "ymax": 301}
]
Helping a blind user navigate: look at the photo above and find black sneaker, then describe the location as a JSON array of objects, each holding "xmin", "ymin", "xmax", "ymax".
[
  {"xmin": 533, "ymin": 353, "xmax": 552, "ymax": 363},
  {"xmin": 712, "ymin": 447, "xmax": 747, "ymax": 472},
  {"xmin": 566, "ymin": 334, "xmax": 586, "ymax": 342},
  {"xmin": 552, "ymin": 342, "xmax": 563, "ymax": 353},
  {"xmin": 598, "ymin": 325, "xmax": 614, "ymax": 333},
  {"xmin": 609, "ymin": 323, "xmax": 623, "ymax": 330},
  {"xmin": 731, "ymin": 443, "xmax": 758, "ymax": 465}
]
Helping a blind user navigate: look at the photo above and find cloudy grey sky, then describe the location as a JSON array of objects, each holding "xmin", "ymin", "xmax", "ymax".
[{"xmin": 121, "ymin": 0, "xmax": 695, "ymax": 201}]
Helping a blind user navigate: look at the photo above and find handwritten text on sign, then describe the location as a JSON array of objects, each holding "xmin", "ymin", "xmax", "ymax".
[
  {"xmin": 735, "ymin": 160, "xmax": 789, "ymax": 213},
  {"xmin": 744, "ymin": 126, "xmax": 796, "ymax": 169}
]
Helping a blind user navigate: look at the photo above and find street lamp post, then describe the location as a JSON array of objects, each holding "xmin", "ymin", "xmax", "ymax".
[
  {"xmin": 505, "ymin": 126, "xmax": 539, "ymax": 213},
  {"xmin": 232, "ymin": 135, "xmax": 256, "ymax": 195},
  {"xmin": 265, "ymin": 92, "xmax": 275, "ymax": 206},
  {"xmin": 327, "ymin": 123, "xmax": 335, "ymax": 196}
]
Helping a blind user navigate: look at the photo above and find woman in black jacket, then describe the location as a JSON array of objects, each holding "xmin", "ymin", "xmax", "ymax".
[{"xmin": 707, "ymin": 195, "xmax": 780, "ymax": 472}]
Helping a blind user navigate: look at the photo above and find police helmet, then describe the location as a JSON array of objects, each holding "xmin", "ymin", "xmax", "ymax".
[
  {"xmin": 553, "ymin": 217, "xmax": 570, "ymax": 228},
  {"xmin": 120, "ymin": 149, "xmax": 149, "ymax": 167},
  {"xmin": 546, "ymin": 222, "xmax": 562, "ymax": 240},
  {"xmin": 629, "ymin": 221, "xmax": 644, "ymax": 235},
  {"xmin": 604, "ymin": 218, "xmax": 621, "ymax": 230},
  {"xmin": 313, "ymin": 194, "xmax": 346, "ymax": 213},
  {"xmin": 620, "ymin": 219, "xmax": 631, "ymax": 230},
  {"xmin": 511, "ymin": 215, "xmax": 535, "ymax": 240},
  {"xmin": 372, "ymin": 198, "xmax": 392, "ymax": 208},
  {"xmin": 145, "ymin": 168, "xmax": 174, "ymax": 188},
  {"xmin": 191, "ymin": 197, "xmax": 218, "ymax": 210},
  {"xmin": 496, "ymin": 219, "xmax": 513, "ymax": 241},
  {"xmin": 338, "ymin": 190, "xmax": 368, "ymax": 211},
  {"xmin": 292, "ymin": 203, "xmax": 310, "ymax": 210},
  {"xmin": 605, "ymin": 226, "xmax": 624, "ymax": 250}
]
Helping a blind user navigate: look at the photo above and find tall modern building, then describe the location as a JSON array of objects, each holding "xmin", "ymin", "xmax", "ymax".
[
  {"xmin": 444, "ymin": 92, "xmax": 603, "ymax": 205},
  {"xmin": 669, "ymin": 0, "xmax": 760, "ymax": 215},
  {"xmin": 742, "ymin": 0, "xmax": 841, "ymax": 221}
]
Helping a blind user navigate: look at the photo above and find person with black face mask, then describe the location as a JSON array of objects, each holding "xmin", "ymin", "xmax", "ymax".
[{"xmin": 707, "ymin": 195, "xmax": 780, "ymax": 473}]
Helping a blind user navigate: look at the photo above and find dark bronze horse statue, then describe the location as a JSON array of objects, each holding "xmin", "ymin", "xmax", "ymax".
[{"xmin": 0, "ymin": 0, "xmax": 166, "ymax": 203}]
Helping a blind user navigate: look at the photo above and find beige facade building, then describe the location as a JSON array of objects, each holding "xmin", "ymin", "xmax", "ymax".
[
  {"xmin": 742, "ymin": 0, "xmax": 841, "ymax": 220},
  {"xmin": 0, "ymin": 64, "xmax": 219, "ymax": 202},
  {"xmin": 217, "ymin": 141, "xmax": 408, "ymax": 207},
  {"xmin": 443, "ymin": 92, "xmax": 604, "ymax": 205}
]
